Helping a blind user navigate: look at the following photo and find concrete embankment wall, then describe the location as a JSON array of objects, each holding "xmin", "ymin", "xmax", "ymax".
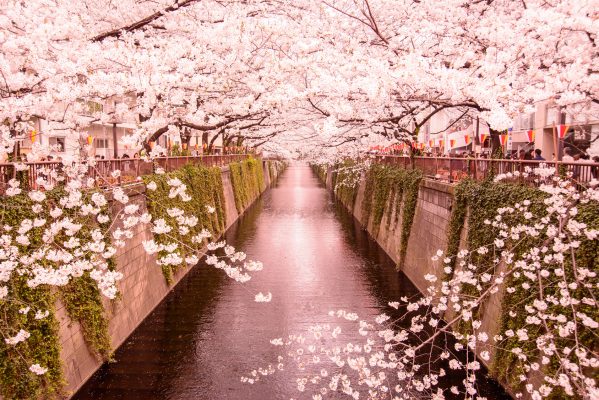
[
  {"xmin": 59, "ymin": 160, "xmax": 283, "ymax": 397},
  {"xmin": 325, "ymin": 169, "xmax": 454, "ymax": 294},
  {"xmin": 320, "ymin": 166, "xmax": 514, "ymax": 395}
]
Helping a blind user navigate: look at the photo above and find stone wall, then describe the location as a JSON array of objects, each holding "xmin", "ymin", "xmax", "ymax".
[
  {"xmin": 330, "ymin": 169, "xmax": 455, "ymax": 294},
  {"xmin": 59, "ymin": 160, "xmax": 283, "ymax": 398}
]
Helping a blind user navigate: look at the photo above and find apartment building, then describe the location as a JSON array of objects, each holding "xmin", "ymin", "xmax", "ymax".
[
  {"xmin": 18, "ymin": 98, "xmax": 224, "ymax": 160},
  {"xmin": 420, "ymin": 100, "xmax": 599, "ymax": 159}
]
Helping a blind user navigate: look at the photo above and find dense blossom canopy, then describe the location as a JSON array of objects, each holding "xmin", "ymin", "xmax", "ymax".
[
  {"xmin": 1, "ymin": 0, "xmax": 597, "ymax": 158},
  {"xmin": 0, "ymin": 2, "xmax": 598, "ymax": 400}
]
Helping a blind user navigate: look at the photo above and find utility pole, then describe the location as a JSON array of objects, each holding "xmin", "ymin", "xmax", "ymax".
[{"xmin": 112, "ymin": 123, "xmax": 118, "ymax": 158}]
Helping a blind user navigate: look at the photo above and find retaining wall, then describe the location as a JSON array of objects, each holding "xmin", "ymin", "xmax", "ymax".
[
  {"xmin": 321, "ymin": 166, "xmax": 519, "ymax": 398},
  {"xmin": 59, "ymin": 160, "xmax": 283, "ymax": 397}
]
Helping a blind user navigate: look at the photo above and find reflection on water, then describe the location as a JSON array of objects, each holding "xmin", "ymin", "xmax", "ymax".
[{"xmin": 73, "ymin": 164, "xmax": 510, "ymax": 400}]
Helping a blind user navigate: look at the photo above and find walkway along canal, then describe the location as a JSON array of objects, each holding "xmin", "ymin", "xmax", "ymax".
[{"xmin": 73, "ymin": 164, "xmax": 510, "ymax": 399}]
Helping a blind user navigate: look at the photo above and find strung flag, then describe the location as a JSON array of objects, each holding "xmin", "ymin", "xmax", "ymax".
[
  {"xmin": 429, "ymin": 140, "xmax": 434, "ymax": 148},
  {"xmin": 526, "ymin": 130, "xmax": 535, "ymax": 143},
  {"xmin": 438, "ymin": 139, "xmax": 445, "ymax": 148},
  {"xmin": 499, "ymin": 135, "xmax": 508, "ymax": 146},
  {"xmin": 450, "ymin": 139, "xmax": 456, "ymax": 148},
  {"xmin": 556, "ymin": 124, "xmax": 569, "ymax": 139},
  {"xmin": 479, "ymin": 133, "xmax": 489, "ymax": 144},
  {"xmin": 464, "ymin": 135, "xmax": 471, "ymax": 145}
]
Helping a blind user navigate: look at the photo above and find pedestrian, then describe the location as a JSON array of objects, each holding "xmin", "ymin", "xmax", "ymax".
[
  {"xmin": 591, "ymin": 156, "xmax": 599, "ymax": 180},
  {"xmin": 563, "ymin": 147, "xmax": 575, "ymax": 162},
  {"xmin": 533, "ymin": 149, "xmax": 545, "ymax": 161}
]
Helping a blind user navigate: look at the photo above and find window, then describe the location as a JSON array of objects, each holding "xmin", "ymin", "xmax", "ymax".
[
  {"xmin": 96, "ymin": 138, "xmax": 109, "ymax": 149},
  {"xmin": 514, "ymin": 113, "xmax": 534, "ymax": 130},
  {"xmin": 49, "ymin": 137, "xmax": 65, "ymax": 153}
]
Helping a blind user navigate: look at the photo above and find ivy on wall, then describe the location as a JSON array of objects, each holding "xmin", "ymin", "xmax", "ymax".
[
  {"xmin": 360, "ymin": 164, "xmax": 422, "ymax": 268},
  {"xmin": 143, "ymin": 163, "xmax": 227, "ymax": 284},
  {"xmin": 444, "ymin": 178, "xmax": 598, "ymax": 397},
  {"xmin": 320, "ymin": 163, "xmax": 422, "ymax": 269},
  {"xmin": 229, "ymin": 158, "xmax": 265, "ymax": 213},
  {"xmin": 0, "ymin": 189, "xmax": 114, "ymax": 399},
  {"xmin": 331, "ymin": 161, "xmax": 360, "ymax": 210},
  {"xmin": 0, "ymin": 158, "xmax": 285, "ymax": 400},
  {"xmin": 312, "ymin": 164, "xmax": 328, "ymax": 183},
  {"xmin": 268, "ymin": 161, "xmax": 286, "ymax": 185}
]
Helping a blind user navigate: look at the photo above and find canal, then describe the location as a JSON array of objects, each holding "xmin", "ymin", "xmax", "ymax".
[{"xmin": 74, "ymin": 164, "xmax": 509, "ymax": 400}]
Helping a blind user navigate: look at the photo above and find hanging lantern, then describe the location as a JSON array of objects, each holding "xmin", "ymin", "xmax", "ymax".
[
  {"xmin": 87, "ymin": 135, "xmax": 94, "ymax": 146},
  {"xmin": 557, "ymin": 125, "xmax": 569, "ymax": 139},
  {"xmin": 30, "ymin": 130, "xmax": 37, "ymax": 144}
]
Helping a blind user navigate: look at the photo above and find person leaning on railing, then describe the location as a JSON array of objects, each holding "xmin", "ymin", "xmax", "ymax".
[{"xmin": 592, "ymin": 156, "xmax": 599, "ymax": 180}]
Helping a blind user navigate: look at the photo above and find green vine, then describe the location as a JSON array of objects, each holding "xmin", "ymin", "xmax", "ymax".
[
  {"xmin": 143, "ymin": 163, "xmax": 227, "ymax": 284},
  {"xmin": 229, "ymin": 158, "xmax": 265, "ymax": 213},
  {"xmin": 332, "ymin": 160, "xmax": 360, "ymax": 209},
  {"xmin": 312, "ymin": 164, "xmax": 328, "ymax": 183},
  {"xmin": 61, "ymin": 275, "xmax": 112, "ymax": 360},
  {"xmin": 359, "ymin": 164, "xmax": 422, "ymax": 267},
  {"xmin": 444, "ymin": 178, "xmax": 598, "ymax": 397},
  {"xmin": 0, "ymin": 187, "xmax": 115, "ymax": 399}
]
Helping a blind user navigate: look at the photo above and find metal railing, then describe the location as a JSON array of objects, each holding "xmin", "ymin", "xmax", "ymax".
[
  {"xmin": 372, "ymin": 155, "xmax": 599, "ymax": 185},
  {"xmin": 0, "ymin": 154, "xmax": 251, "ymax": 192}
]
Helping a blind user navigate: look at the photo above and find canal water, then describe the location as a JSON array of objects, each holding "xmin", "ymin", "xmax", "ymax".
[{"xmin": 74, "ymin": 164, "xmax": 510, "ymax": 400}]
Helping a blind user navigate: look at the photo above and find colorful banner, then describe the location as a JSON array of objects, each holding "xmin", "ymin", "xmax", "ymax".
[
  {"xmin": 479, "ymin": 133, "xmax": 488, "ymax": 143},
  {"xmin": 557, "ymin": 124, "xmax": 569, "ymax": 139},
  {"xmin": 526, "ymin": 130, "xmax": 536, "ymax": 143},
  {"xmin": 438, "ymin": 139, "xmax": 444, "ymax": 148},
  {"xmin": 449, "ymin": 139, "xmax": 456, "ymax": 148},
  {"xmin": 499, "ymin": 134, "xmax": 508, "ymax": 146},
  {"xmin": 464, "ymin": 135, "xmax": 471, "ymax": 145}
]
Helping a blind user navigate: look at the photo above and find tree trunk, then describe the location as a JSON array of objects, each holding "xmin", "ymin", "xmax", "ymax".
[{"xmin": 489, "ymin": 129, "xmax": 503, "ymax": 158}]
